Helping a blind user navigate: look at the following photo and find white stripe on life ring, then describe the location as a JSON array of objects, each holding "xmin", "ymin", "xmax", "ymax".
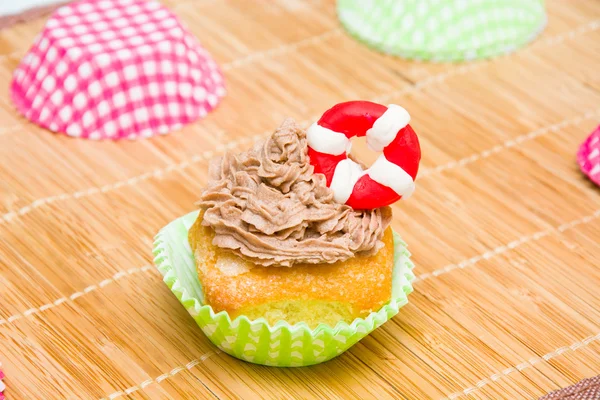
[
  {"xmin": 367, "ymin": 154, "xmax": 415, "ymax": 198},
  {"xmin": 366, "ymin": 104, "xmax": 411, "ymax": 152},
  {"xmin": 306, "ymin": 122, "xmax": 351, "ymax": 156},
  {"xmin": 330, "ymin": 155, "xmax": 415, "ymax": 203},
  {"xmin": 330, "ymin": 158, "xmax": 364, "ymax": 203}
]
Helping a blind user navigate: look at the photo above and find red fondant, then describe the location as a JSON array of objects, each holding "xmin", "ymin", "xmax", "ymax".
[
  {"xmin": 308, "ymin": 100, "xmax": 421, "ymax": 209},
  {"xmin": 384, "ymin": 124, "xmax": 421, "ymax": 180},
  {"xmin": 346, "ymin": 175, "xmax": 401, "ymax": 209}
]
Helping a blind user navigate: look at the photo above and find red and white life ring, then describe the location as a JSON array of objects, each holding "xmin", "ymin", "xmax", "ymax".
[{"xmin": 307, "ymin": 101, "xmax": 421, "ymax": 209}]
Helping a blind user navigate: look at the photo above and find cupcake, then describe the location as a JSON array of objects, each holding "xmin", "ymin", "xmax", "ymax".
[{"xmin": 155, "ymin": 100, "xmax": 420, "ymax": 366}]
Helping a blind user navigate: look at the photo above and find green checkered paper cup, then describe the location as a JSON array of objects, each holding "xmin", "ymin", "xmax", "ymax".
[
  {"xmin": 337, "ymin": 0, "xmax": 547, "ymax": 62},
  {"xmin": 153, "ymin": 211, "xmax": 415, "ymax": 367}
]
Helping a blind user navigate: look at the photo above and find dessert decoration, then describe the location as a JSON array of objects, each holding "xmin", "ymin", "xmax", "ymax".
[
  {"xmin": 578, "ymin": 125, "xmax": 600, "ymax": 187},
  {"xmin": 198, "ymin": 118, "xmax": 392, "ymax": 267},
  {"xmin": 307, "ymin": 101, "xmax": 420, "ymax": 209},
  {"xmin": 10, "ymin": 0, "xmax": 225, "ymax": 140},
  {"xmin": 337, "ymin": 0, "xmax": 547, "ymax": 62},
  {"xmin": 155, "ymin": 100, "xmax": 420, "ymax": 366}
]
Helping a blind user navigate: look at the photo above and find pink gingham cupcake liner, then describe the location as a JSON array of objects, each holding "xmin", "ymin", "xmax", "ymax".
[
  {"xmin": 578, "ymin": 125, "xmax": 600, "ymax": 186},
  {"xmin": 0, "ymin": 363, "xmax": 5, "ymax": 400},
  {"xmin": 11, "ymin": 0, "xmax": 225, "ymax": 140}
]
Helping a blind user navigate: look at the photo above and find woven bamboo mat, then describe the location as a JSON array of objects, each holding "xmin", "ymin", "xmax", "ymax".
[{"xmin": 0, "ymin": 0, "xmax": 599, "ymax": 399}]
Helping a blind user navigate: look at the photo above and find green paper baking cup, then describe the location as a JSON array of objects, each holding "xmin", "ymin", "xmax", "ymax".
[
  {"xmin": 337, "ymin": 0, "xmax": 547, "ymax": 62},
  {"xmin": 153, "ymin": 211, "xmax": 415, "ymax": 367}
]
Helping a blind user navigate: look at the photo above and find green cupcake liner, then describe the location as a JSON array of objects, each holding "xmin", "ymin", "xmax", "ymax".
[
  {"xmin": 153, "ymin": 211, "xmax": 415, "ymax": 367},
  {"xmin": 337, "ymin": 0, "xmax": 547, "ymax": 62}
]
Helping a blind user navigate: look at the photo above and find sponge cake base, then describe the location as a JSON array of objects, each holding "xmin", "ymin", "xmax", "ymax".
[{"xmin": 189, "ymin": 213, "xmax": 395, "ymax": 328}]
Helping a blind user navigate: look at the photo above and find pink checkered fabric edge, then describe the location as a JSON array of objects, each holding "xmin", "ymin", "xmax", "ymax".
[
  {"xmin": 11, "ymin": 0, "xmax": 225, "ymax": 140},
  {"xmin": 577, "ymin": 125, "xmax": 600, "ymax": 186}
]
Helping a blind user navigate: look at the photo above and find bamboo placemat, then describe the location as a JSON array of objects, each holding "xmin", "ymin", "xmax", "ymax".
[{"xmin": 1, "ymin": 0, "xmax": 599, "ymax": 399}]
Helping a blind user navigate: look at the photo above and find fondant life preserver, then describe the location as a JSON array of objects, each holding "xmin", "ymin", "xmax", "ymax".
[{"xmin": 307, "ymin": 100, "xmax": 421, "ymax": 209}]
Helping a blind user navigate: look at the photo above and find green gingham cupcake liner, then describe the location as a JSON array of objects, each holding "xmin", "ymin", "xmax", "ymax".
[
  {"xmin": 153, "ymin": 211, "xmax": 415, "ymax": 367},
  {"xmin": 337, "ymin": 0, "xmax": 547, "ymax": 62}
]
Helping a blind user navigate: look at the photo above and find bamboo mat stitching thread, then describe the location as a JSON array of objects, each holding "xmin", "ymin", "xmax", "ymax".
[
  {"xmin": 0, "ymin": 2, "xmax": 339, "ymax": 127},
  {"xmin": 0, "ymin": 134, "xmax": 258, "ymax": 223},
  {"xmin": 0, "ymin": 24, "xmax": 340, "ymax": 131},
  {"xmin": 0, "ymin": 12, "xmax": 597, "ymax": 359},
  {"xmin": 221, "ymin": 28, "xmax": 341, "ymax": 71},
  {"xmin": 1, "ymin": 17, "xmax": 598, "ymax": 138},
  {"xmin": 0, "ymin": 0, "xmax": 239, "ymax": 58},
  {"xmin": 1, "ymin": 104, "xmax": 597, "ymax": 226},
  {"xmin": 98, "ymin": 212, "xmax": 600, "ymax": 398},
  {"xmin": 374, "ymin": 18, "xmax": 600, "ymax": 103},
  {"xmin": 415, "ymin": 209, "xmax": 600, "ymax": 282},
  {"xmin": 2, "ymin": 206, "xmax": 598, "ymax": 341},
  {"xmin": 0, "ymin": 26, "xmax": 342, "ymax": 76},
  {"xmin": 1, "ymin": 7, "xmax": 599, "ymax": 399},
  {"xmin": 0, "ymin": 23, "xmax": 341, "ymax": 132},
  {"xmin": 444, "ymin": 332, "xmax": 600, "ymax": 399},
  {"xmin": 0, "ymin": 13, "xmax": 596, "ymax": 133},
  {"xmin": 418, "ymin": 108, "xmax": 600, "ymax": 177},
  {"xmin": 97, "ymin": 319, "xmax": 600, "ymax": 400},
  {"xmin": 0, "ymin": 1, "xmax": 339, "ymax": 65},
  {"xmin": 2, "ymin": 189, "xmax": 597, "ymax": 397},
  {"xmin": 0, "ymin": 266, "xmax": 155, "ymax": 326},
  {"xmin": 102, "ymin": 350, "xmax": 220, "ymax": 400}
]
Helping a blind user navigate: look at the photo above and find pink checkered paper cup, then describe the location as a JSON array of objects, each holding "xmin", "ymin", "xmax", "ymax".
[
  {"xmin": 10, "ymin": 0, "xmax": 225, "ymax": 140},
  {"xmin": 0, "ymin": 363, "xmax": 5, "ymax": 400},
  {"xmin": 578, "ymin": 125, "xmax": 600, "ymax": 186}
]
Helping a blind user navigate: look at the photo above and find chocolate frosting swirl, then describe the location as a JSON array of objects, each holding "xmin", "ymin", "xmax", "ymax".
[{"xmin": 198, "ymin": 119, "xmax": 392, "ymax": 267}]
